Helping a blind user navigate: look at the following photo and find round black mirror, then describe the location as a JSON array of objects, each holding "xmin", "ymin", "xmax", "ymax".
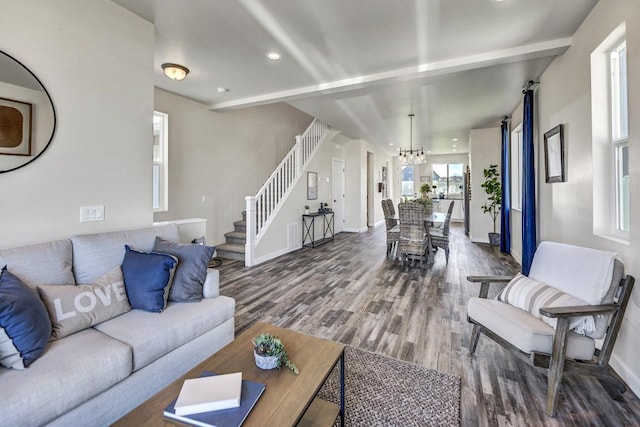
[{"xmin": 0, "ymin": 50, "xmax": 56, "ymax": 173}]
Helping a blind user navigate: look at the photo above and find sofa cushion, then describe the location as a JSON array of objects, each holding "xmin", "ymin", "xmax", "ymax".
[
  {"xmin": 122, "ymin": 246, "xmax": 177, "ymax": 313},
  {"xmin": 38, "ymin": 266, "xmax": 131, "ymax": 340},
  {"xmin": 468, "ymin": 297, "xmax": 595, "ymax": 360},
  {"xmin": 70, "ymin": 223, "xmax": 180, "ymax": 285},
  {"xmin": 0, "ymin": 328, "xmax": 132, "ymax": 427},
  {"xmin": 0, "ymin": 267, "xmax": 52, "ymax": 369},
  {"xmin": 153, "ymin": 237, "xmax": 214, "ymax": 302},
  {"xmin": 94, "ymin": 295, "xmax": 235, "ymax": 371},
  {"xmin": 498, "ymin": 273, "xmax": 595, "ymax": 335},
  {"xmin": 0, "ymin": 239, "xmax": 74, "ymax": 288}
]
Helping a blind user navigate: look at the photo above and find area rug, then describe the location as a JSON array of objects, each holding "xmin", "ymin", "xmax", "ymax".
[{"xmin": 317, "ymin": 346, "xmax": 460, "ymax": 426}]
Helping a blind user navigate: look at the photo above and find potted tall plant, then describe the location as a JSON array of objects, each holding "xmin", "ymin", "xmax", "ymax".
[{"xmin": 480, "ymin": 164, "xmax": 502, "ymax": 246}]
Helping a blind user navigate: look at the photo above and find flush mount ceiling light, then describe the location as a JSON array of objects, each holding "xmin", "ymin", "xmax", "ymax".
[
  {"xmin": 161, "ymin": 63, "xmax": 189, "ymax": 81},
  {"xmin": 266, "ymin": 51, "xmax": 281, "ymax": 60},
  {"xmin": 399, "ymin": 113, "xmax": 426, "ymax": 165},
  {"xmin": 217, "ymin": 87, "xmax": 229, "ymax": 94}
]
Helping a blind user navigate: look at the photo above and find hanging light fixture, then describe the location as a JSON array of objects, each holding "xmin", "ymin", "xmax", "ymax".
[
  {"xmin": 399, "ymin": 113, "xmax": 426, "ymax": 165},
  {"xmin": 161, "ymin": 63, "xmax": 190, "ymax": 81}
]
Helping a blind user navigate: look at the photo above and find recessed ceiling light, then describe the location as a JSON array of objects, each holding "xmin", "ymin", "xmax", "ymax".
[
  {"xmin": 388, "ymin": 143, "xmax": 394, "ymax": 146},
  {"xmin": 266, "ymin": 51, "xmax": 281, "ymax": 60},
  {"xmin": 452, "ymin": 144, "xmax": 457, "ymax": 147},
  {"xmin": 217, "ymin": 87, "xmax": 229, "ymax": 94},
  {"xmin": 452, "ymin": 149, "xmax": 457, "ymax": 152},
  {"xmin": 452, "ymin": 138, "xmax": 459, "ymax": 142}
]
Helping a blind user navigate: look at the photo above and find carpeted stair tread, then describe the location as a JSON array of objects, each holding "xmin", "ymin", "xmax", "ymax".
[
  {"xmin": 224, "ymin": 231, "xmax": 246, "ymax": 245},
  {"xmin": 216, "ymin": 243, "xmax": 245, "ymax": 261}
]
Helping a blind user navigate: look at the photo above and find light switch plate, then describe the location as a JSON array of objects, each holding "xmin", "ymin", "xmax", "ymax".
[{"xmin": 80, "ymin": 205, "xmax": 105, "ymax": 222}]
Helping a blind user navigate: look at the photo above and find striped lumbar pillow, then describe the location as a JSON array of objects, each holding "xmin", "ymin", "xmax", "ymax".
[{"xmin": 498, "ymin": 273, "xmax": 596, "ymax": 335}]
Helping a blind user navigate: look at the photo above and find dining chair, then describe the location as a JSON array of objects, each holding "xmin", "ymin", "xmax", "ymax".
[
  {"xmin": 386, "ymin": 199, "xmax": 397, "ymax": 218},
  {"xmin": 398, "ymin": 202, "xmax": 432, "ymax": 269},
  {"xmin": 381, "ymin": 200, "xmax": 399, "ymax": 257},
  {"xmin": 430, "ymin": 201, "xmax": 453, "ymax": 264}
]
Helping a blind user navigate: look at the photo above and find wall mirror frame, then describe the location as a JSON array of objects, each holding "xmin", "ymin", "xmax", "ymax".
[{"xmin": 0, "ymin": 50, "xmax": 56, "ymax": 174}]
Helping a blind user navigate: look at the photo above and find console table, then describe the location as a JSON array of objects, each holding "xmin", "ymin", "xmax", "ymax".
[{"xmin": 302, "ymin": 212, "xmax": 334, "ymax": 248}]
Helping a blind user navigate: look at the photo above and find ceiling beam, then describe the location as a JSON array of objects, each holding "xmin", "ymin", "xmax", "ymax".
[{"xmin": 209, "ymin": 37, "xmax": 571, "ymax": 111}]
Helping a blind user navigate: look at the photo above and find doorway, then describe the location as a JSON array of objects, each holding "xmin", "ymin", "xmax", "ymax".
[
  {"xmin": 367, "ymin": 152, "xmax": 374, "ymax": 227},
  {"xmin": 332, "ymin": 158, "xmax": 345, "ymax": 233}
]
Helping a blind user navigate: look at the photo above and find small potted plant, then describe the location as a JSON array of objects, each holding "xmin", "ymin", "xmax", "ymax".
[
  {"xmin": 480, "ymin": 164, "xmax": 502, "ymax": 246},
  {"xmin": 419, "ymin": 183, "xmax": 431, "ymax": 199},
  {"xmin": 304, "ymin": 205, "xmax": 310, "ymax": 215},
  {"xmin": 252, "ymin": 333, "xmax": 299, "ymax": 374},
  {"xmin": 415, "ymin": 195, "xmax": 433, "ymax": 214}
]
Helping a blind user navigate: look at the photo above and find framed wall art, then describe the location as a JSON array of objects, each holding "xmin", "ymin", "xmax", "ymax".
[
  {"xmin": 307, "ymin": 171, "xmax": 318, "ymax": 200},
  {"xmin": 544, "ymin": 124, "xmax": 565, "ymax": 183},
  {"xmin": 0, "ymin": 97, "xmax": 32, "ymax": 156}
]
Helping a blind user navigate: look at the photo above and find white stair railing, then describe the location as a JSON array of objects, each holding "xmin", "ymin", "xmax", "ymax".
[{"xmin": 245, "ymin": 119, "xmax": 329, "ymax": 266}]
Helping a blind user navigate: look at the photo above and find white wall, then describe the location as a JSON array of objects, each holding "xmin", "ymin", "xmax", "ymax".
[
  {"xmin": 345, "ymin": 139, "xmax": 392, "ymax": 232},
  {"xmin": 519, "ymin": 0, "xmax": 640, "ymax": 395},
  {"xmin": 152, "ymin": 89, "xmax": 313, "ymax": 246},
  {"xmin": 468, "ymin": 127, "xmax": 501, "ymax": 243},
  {"xmin": 0, "ymin": 0, "xmax": 154, "ymax": 249},
  {"xmin": 254, "ymin": 131, "xmax": 344, "ymax": 262}
]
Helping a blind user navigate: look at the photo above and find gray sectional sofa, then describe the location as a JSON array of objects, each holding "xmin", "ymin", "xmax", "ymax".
[{"xmin": 0, "ymin": 223, "xmax": 235, "ymax": 426}]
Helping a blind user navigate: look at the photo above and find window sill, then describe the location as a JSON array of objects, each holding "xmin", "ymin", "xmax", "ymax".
[{"xmin": 594, "ymin": 233, "xmax": 630, "ymax": 246}]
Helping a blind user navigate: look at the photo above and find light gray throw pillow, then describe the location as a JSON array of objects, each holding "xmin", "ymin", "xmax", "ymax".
[
  {"xmin": 152, "ymin": 237, "xmax": 214, "ymax": 302},
  {"xmin": 38, "ymin": 266, "xmax": 131, "ymax": 340}
]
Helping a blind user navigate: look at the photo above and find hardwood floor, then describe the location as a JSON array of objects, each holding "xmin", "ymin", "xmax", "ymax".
[{"xmin": 217, "ymin": 224, "xmax": 640, "ymax": 426}]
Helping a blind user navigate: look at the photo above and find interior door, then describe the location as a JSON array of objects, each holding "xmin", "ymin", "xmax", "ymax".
[{"xmin": 332, "ymin": 158, "xmax": 345, "ymax": 233}]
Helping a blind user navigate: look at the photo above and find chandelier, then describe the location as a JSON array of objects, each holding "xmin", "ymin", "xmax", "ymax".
[{"xmin": 398, "ymin": 113, "xmax": 426, "ymax": 165}]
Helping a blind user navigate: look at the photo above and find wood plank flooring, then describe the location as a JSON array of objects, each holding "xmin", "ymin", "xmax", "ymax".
[{"xmin": 216, "ymin": 224, "xmax": 640, "ymax": 426}]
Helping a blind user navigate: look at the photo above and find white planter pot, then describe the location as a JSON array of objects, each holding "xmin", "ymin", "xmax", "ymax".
[{"xmin": 254, "ymin": 351, "xmax": 280, "ymax": 370}]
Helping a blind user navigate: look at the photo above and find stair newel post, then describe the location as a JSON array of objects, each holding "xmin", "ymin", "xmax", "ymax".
[
  {"xmin": 295, "ymin": 135, "xmax": 303, "ymax": 177},
  {"xmin": 245, "ymin": 195, "xmax": 256, "ymax": 267}
]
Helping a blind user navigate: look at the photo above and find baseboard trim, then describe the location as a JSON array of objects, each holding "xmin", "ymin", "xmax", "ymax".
[
  {"xmin": 344, "ymin": 227, "xmax": 368, "ymax": 233},
  {"xmin": 610, "ymin": 352, "xmax": 640, "ymax": 398},
  {"xmin": 253, "ymin": 246, "xmax": 299, "ymax": 266}
]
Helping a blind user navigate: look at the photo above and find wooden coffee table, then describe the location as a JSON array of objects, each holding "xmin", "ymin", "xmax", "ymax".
[{"xmin": 114, "ymin": 322, "xmax": 345, "ymax": 427}]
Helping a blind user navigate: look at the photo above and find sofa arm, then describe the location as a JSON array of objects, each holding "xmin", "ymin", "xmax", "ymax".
[{"xmin": 203, "ymin": 268, "xmax": 220, "ymax": 299}]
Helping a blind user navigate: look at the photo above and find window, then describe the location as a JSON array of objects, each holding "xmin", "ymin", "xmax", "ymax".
[
  {"xmin": 432, "ymin": 163, "xmax": 463, "ymax": 196},
  {"xmin": 510, "ymin": 125, "xmax": 523, "ymax": 210},
  {"xmin": 611, "ymin": 41, "xmax": 629, "ymax": 232},
  {"xmin": 153, "ymin": 111, "xmax": 168, "ymax": 212},
  {"xmin": 591, "ymin": 23, "xmax": 628, "ymax": 241},
  {"xmin": 401, "ymin": 165, "xmax": 414, "ymax": 196}
]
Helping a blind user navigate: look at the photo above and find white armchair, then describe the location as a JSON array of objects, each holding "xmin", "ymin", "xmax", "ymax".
[{"xmin": 466, "ymin": 241, "xmax": 635, "ymax": 416}]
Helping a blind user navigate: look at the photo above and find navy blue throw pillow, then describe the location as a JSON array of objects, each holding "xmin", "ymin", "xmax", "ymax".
[
  {"xmin": 0, "ymin": 266, "xmax": 52, "ymax": 369},
  {"xmin": 121, "ymin": 246, "xmax": 177, "ymax": 313}
]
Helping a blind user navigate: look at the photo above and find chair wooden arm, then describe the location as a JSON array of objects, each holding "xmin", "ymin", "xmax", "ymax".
[
  {"xmin": 466, "ymin": 275, "xmax": 513, "ymax": 298},
  {"xmin": 539, "ymin": 304, "xmax": 618, "ymax": 318},
  {"xmin": 466, "ymin": 275, "xmax": 513, "ymax": 283}
]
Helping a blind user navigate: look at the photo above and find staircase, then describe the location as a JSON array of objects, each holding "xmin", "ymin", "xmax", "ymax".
[
  {"xmin": 216, "ymin": 119, "xmax": 331, "ymax": 265},
  {"xmin": 216, "ymin": 211, "xmax": 247, "ymax": 261}
]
